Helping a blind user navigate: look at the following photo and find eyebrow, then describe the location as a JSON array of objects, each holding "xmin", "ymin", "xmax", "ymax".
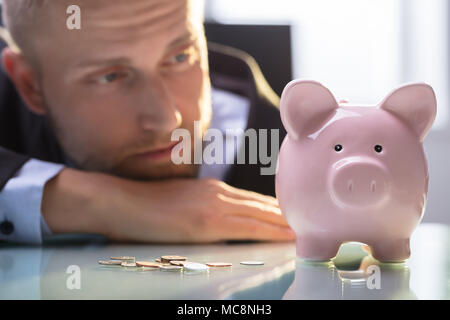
[
  {"xmin": 75, "ymin": 32, "xmax": 195, "ymax": 70},
  {"xmin": 164, "ymin": 32, "xmax": 195, "ymax": 54}
]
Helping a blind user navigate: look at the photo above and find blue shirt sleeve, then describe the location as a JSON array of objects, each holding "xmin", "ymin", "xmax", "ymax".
[{"xmin": 0, "ymin": 159, "xmax": 65, "ymax": 244}]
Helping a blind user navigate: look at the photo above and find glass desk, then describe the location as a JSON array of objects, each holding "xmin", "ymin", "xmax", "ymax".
[{"xmin": 0, "ymin": 223, "xmax": 449, "ymax": 299}]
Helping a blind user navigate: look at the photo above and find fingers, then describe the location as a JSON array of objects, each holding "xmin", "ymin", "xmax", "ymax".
[
  {"xmin": 220, "ymin": 182, "xmax": 280, "ymax": 207},
  {"xmin": 220, "ymin": 215, "xmax": 295, "ymax": 241},
  {"xmin": 217, "ymin": 194, "xmax": 290, "ymax": 227}
]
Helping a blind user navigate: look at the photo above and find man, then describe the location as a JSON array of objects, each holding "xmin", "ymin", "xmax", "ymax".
[{"xmin": 0, "ymin": 0, "xmax": 294, "ymax": 244}]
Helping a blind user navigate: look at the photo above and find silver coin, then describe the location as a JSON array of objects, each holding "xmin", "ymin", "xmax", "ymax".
[
  {"xmin": 98, "ymin": 260, "xmax": 122, "ymax": 265},
  {"xmin": 121, "ymin": 261, "xmax": 137, "ymax": 267},
  {"xmin": 161, "ymin": 255, "xmax": 187, "ymax": 263},
  {"xmin": 183, "ymin": 262, "xmax": 209, "ymax": 272},
  {"xmin": 160, "ymin": 265, "xmax": 183, "ymax": 272},
  {"xmin": 240, "ymin": 261, "xmax": 264, "ymax": 266},
  {"xmin": 111, "ymin": 256, "xmax": 135, "ymax": 261}
]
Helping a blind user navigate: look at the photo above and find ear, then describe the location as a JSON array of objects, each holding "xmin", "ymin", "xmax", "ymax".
[
  {"xmin": 280, "ymin": 80, "xmax": 338, "ymax": 140},
  {"xmin": 1, "ymin": 48, "xmax": 47, "ymax": 115},
  {"xmin": 378, "ymin": 83, "xmax": 437, "ymax": 142}
]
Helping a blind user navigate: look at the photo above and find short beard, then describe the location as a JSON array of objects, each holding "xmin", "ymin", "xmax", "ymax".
[{"xmin": 43, "ymin": 101, "xmax": 209, "ymax": 182}]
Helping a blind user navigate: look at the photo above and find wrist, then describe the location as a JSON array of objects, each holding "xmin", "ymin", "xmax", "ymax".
[{"xmin": 41, "ymin": 168, "xmax": 113, "ymax": 235}]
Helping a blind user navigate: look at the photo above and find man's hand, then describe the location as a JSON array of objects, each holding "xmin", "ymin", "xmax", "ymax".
[{"xmin": 42, "ymin": 169, "xmax": 295, "ymax": 243}]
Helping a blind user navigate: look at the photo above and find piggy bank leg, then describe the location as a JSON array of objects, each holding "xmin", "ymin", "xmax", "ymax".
[
  {"xmin": 296, "ymin": 235, "xmax": 341, "ymax": 261},
  {"xmin": 368, "ymin": 238, "xmax": 410, "ymax": 263}
]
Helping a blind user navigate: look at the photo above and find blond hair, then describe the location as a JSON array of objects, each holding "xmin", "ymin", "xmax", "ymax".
[{"xmin": 1, "ymin": 1, "xmax": 51, "ymax": 54}]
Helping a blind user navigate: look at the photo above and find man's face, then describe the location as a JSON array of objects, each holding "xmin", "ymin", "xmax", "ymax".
[{"xmin": 33, "ymin": 0, "xmax": 211, "ymax": 180}]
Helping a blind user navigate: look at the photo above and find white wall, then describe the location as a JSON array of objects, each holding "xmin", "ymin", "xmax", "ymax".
[{"xmin": 206, "ymin": 0, "xmax": 450, "ymax": 223}]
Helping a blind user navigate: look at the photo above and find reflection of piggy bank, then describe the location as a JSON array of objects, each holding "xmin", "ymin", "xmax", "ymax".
[{"xmin": 275, "ymin": 80, "xmax": 436, "ymax": 262}]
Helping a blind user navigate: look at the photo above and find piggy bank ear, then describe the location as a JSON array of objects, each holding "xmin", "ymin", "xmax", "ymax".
[
  {"xmin": 379, "ymin": 83, "xmax": 437, "ymax": 141},
  {"xmin": 280, "ymin": 80, "xmax": 338, "ymax": 140}
]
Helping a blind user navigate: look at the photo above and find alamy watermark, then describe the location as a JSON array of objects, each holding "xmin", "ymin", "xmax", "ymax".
[
  {"xmin": 66, "ymin": 264, "xmax": 81, "ymax": 290},
  {"xmin": 171, "ymin": 121, "xmax": 280, "ymax": 176},
  {"xmin": 366, "ymin": 264, "xmax": 381, "ymax": 289},
  {"xmin": 66, "ymin": 5, "xmax": 81, "ymax": 30}
]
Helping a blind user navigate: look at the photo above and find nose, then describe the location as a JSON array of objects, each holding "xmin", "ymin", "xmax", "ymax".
[
  {"xmin": 137, "ymin": 77, "xmax": 182, "ymax": 132},
  {"xmin": 329, "ymin": 157, "xmax": 390, "ymax": 208}
]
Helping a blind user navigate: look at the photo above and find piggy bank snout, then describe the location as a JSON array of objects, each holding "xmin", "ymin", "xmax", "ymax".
[{"xmin": 330, "ymin": 158, "xmax": 390, "ymax": 208}]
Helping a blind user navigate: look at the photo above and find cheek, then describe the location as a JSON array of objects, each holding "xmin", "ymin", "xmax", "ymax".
[
  {"xmin": 46, "ymin": 85, "xmax": 135, "ymax": 156},
  {"xmin": 166, "ymin": 63, "xmax": 209, "ymax": 122}
]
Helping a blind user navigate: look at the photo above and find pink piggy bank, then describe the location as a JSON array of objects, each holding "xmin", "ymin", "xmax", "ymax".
[{"xmin": 275, "ymin": 80, "xmax": 436, "ymax": 262}]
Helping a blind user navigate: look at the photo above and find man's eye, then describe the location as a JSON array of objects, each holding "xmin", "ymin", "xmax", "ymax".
[
  {"xmin": 98, "ymin": 72, "xmax": 122, "ymax": 84},
  {"xmin": 165, "ymin": 47, "xmax": 197, "ymax": 66},
  {"xmin": 171, "ymin": 52, "xmax": 189, "ymax": 64},
  {"xmin": 175, "ymin": 52, "xmax": 188, "ymax": 63}
]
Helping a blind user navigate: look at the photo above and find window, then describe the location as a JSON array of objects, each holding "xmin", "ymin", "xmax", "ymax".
[{"xmin": 206, "ymin": 0, "xmax": 449, "ymax": 130}]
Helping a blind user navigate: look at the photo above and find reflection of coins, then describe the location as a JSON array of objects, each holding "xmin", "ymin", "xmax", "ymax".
[
  {"xmin": 111, "ymin": 256, "xmax": 135, "ymax": 261},
  {"xmin": 206, "ymin": 262, "xmax": 232, "ymax": 267},
  {"xmin": 161, "ymin": 255, "xmax": 187, "ymax": 263},
  {"xmin": 170, "ymin": 260, "xmax": 186, "ymax": 266},
  {"xmin": 183, "ymin": 262, "xmax": 209, "ymax": 272},
  {"xmin": 121, "ymin": 261, "xmax": 137, "ymax": 267},
  {"xmin": 139, "ymin": 267, "xmax": 158, "ymax": 272},
  {"xmin": 136, "ymin": 261, "xmax": 161, "ymax": 268},
  {"xmin": 240, "ymin": 261, "xmax": 264, "ymax": 266},
  {"xmin": 98, "ymin": 260, "xmax": 122, "ymax": 265},
  {"xmin": 160, "ymin": 265, "xmax": 183, "ymax": 272}
]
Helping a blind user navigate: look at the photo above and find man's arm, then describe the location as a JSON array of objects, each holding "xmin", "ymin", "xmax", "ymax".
[
  {"xmin": 0, "ymin": 151, "xmax": 294, "ymax": 244},
  {"xmin": 0, "ymin": 156, "xmax": 64, "ymax": 243},
  {"xmin": 42, "ymin": 168, "xmax": 295, "ymax": 243}
]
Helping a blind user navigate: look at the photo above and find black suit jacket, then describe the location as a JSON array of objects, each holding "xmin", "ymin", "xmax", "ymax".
[{"xmin": 0, "ymin": 42, "xmax": 287, "ymax": 196}]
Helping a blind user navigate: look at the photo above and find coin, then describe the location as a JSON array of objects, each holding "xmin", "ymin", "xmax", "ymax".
[
  {"xmin": 183, "ymin": 262, "xmax": 209, "ymax": 272},
  {"xmin": 111, "ymin": 256, "xmax": 135, "ymax": 261},
  {"xmin": 121, "ymin": 261, "xmax": 137, "ymax": 267},
  {"xmin": 98, "ymin": 260, "xmax": 122, "ymax": 265},
  {"xmin": 206, "ymin": 262, "xmax": 232, "ymax": 267},
  {"xmin": 240, "ymin": 261, "xmax": 264, "ymax": 266},
  {"xmin": 170, "ymin": 260, "xmax": 186, "ymax": 266},
  {"xmin": 135, "ymin": 261, "xmax": 161, "ymax": 268},
  {"xmin": 161, "ymin": 255, "xmax": 187, "ymax": 263},
  {"xmin": 160, "ymin": 265, "xmax": 183, "ymax": 272}
]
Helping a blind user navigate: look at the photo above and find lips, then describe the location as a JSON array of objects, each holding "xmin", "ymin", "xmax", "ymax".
[{"xmin": 135, "ymin": 141, "xmax": 180, "ymax": 161}]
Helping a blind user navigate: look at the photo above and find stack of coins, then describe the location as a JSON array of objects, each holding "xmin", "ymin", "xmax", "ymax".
[{"xmin": 98, "ymin": 254, "xmax": 263, "ymax": 273}]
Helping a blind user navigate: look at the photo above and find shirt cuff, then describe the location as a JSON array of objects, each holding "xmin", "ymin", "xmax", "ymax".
[{"xmin": 0, "ymin": 159, "xmax": 65, "ymax": 244}]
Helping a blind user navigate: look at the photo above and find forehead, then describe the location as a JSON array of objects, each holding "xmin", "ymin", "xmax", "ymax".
[
  {"xmin": 79, "ymin": 0, "xmax": 193, "ymax": 42},
  {"xmin": 36, "ymin": 0, "xmax": 198, "ymax": 67}
]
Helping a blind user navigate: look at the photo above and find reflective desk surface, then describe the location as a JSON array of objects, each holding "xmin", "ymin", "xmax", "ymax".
[{"xmin": 0, "ymin": 223, "xmax": 449, "ymax": 300}]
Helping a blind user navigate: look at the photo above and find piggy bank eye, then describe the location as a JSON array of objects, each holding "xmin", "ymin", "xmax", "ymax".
[
  {"xmin": 334, "ymin": 144, "xmax": 343, "ymax": 152},
  {"xmin": 374, "ymin": 145, "xmax": 383, "ymax": 153}
]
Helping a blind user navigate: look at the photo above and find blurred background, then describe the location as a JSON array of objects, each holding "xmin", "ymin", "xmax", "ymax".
[{"xmin": 204, "ymin": 0, "xmax": 450, "ymax": 224}]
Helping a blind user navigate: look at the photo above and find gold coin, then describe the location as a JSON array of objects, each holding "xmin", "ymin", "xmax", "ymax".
[
  {"xmin": 98, "ymin": 260, "xmax": 122, "ymax": 265},
  {"xmin": 111, "ymin": 256, "xmax": 135, "ymax": 261},
  {"xmin": 136, "ymin": 261, "xmax": 161, "ymax": 268},
  {"xmin": 206, "ymin": 262, "xmax": 232, "ymax": 267},
  {"xmin": 155, "ymin": 258, "xmax": 171, "ymax": 265},
  {"xmin": 161, "ymin": 255, "xmax": 187, "ymax": 263},
  {"xmin": 160, "ymin": 265, "xmax": 183, "ymax": 272}
]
